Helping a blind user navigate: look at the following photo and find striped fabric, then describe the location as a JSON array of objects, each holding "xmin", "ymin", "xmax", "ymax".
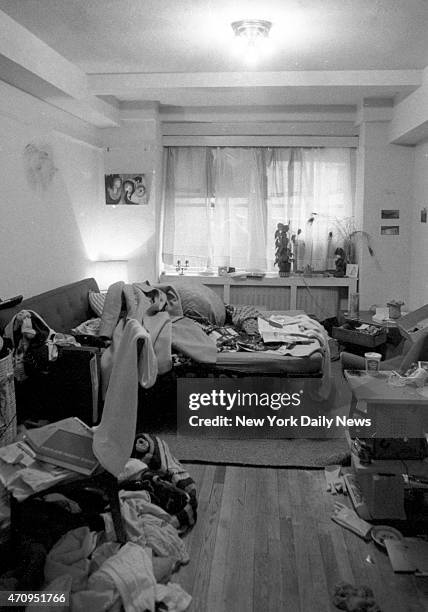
[
  {"xmin": 133, "ymin": 433, "xmax": 197, "ymax": 531},
  {"xmin": 88, "ymin": 291, "xmax": 106, "ymax": 317}
]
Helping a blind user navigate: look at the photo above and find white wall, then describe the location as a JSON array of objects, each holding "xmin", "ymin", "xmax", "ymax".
[
  {"xmin": 408, "ymin": 141, "xmax": 428, "ymax": 309},
  {"xmin": 0, "ymin": 113, "xmax": 102, "ymax": 299},
  {"xmin": 99, "ymin": 118, "xmax": 162, "ymax": 284},
  {"xmin": 357, "ymin": 121, "xmax": 414, "ymax": 310}
]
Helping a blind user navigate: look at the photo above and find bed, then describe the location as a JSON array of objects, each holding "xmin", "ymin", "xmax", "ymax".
[{"xmin": 0, "ymin": 278, "xmax": 329, "ymax": 426}]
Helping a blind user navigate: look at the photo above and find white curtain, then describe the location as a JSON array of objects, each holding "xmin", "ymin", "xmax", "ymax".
[{"xmin": 162, "ymin": 146, "xmax": 355, "ymax": 272}]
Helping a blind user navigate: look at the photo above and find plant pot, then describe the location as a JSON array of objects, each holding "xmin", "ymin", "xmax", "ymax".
[{"xmin": 278, "ymin": 262, "xmax": 291, "ymax": 277}]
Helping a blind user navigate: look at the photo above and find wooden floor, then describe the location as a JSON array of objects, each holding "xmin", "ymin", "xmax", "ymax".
[{"xmin": 176, "ymin": 465, "xmax": 428, "ymax": 612}]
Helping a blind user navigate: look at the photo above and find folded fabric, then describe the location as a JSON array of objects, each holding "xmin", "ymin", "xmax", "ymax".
[{"xmin": 44, "ymin": 526, "xmax": 98, "ymax": 592}]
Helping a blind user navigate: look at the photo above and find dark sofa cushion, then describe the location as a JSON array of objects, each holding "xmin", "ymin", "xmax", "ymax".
[{"xmin": 0, "ymin": 278, "xmax": 99, "ymax": 334}]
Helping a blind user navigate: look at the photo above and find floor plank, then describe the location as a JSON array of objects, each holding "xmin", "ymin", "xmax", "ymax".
[{"xmin": 179, "ymin": 465, "xmax": 428, "ymax": 612}]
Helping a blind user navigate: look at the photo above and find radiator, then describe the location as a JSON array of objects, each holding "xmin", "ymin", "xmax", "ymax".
[
  {"xmin": 296, "ymin": 287, "xmax": 339, "ymax": 320},
  {"xmin": 228, "ymin": 285, "xmax": 339, "ymax": 319},
  {"xmin": 229, "ymin": 285, "xmax": 291, "ymax": 310}
]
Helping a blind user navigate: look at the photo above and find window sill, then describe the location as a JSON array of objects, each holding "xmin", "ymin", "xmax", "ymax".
[{"xmin": 160, "ymin": 272, "xmax": 358, "ymax": 285}]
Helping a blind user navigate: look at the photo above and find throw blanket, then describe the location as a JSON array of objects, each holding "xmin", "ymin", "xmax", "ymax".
[
  {"xmin": 95, "ymin": 282, "xmax": 216, "ymax": 476},
  {"xmin": 100, "ymin": 281, "xmax": 216, "ymax": 394}
]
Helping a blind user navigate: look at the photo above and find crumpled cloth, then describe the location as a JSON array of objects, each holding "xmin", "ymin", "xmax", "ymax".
[
  {"xmin": 72, "ymin": 543, "xmax": 191, "ymax": 612},
  {"xmin": 102, "ymin": 490, "xmax": 189, "ymax": 566},
  {"xmin": 156, "ymin": 582, "xmax": 192, "ymax": 612},
  {"xmin": 73, "ymin": 543, "xmax": 156, "ymax": 612},
  {"xmin": 40, "ymin": 530, "xmax": 191, "ymax": 612},
  {"xmin": 44, "ymin": 526, "xmax": 98, "ymax": 591}
]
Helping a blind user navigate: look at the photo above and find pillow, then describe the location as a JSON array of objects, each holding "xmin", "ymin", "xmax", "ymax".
[
  {"xmin": 174, "ymin": 281, "xmax": 226, "ymax": 326},
  {"xmin": 88, "ymin": 291, "xmax": 106, "ymax": 317}
]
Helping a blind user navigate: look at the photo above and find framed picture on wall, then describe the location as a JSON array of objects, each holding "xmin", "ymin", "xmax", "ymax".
[
  {"xmin": 381, "ymin": 225, "xmax": 399, "ymax": 235},
  {"xmin": 346, "ymin": 263, "xmax": 359, "ymax": 278},
  {"xmin": 105, "ymin": 173, "xmax": 151, "ymax": 205},
  {"xmin": 381, "ymin": 209, "xmax": 400, "ymax": 219}
]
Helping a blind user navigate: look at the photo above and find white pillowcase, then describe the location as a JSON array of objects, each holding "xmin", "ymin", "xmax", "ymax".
[{"xmin": 88, "ymin": 291, "xmax": 106, "ymax": 317}]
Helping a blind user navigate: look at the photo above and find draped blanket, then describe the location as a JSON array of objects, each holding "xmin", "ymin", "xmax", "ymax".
[{"xmin": 93, "ymin": 282, "xmax": 216, "ymax": 476}]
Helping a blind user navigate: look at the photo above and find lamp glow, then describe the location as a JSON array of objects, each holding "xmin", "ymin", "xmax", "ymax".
[
  {"xmin": 94, "ymin": 260, "xmax": 128, "ymax": 291},
  {"xmin": 231, "ymin": 19, "xmax": 273, "ymax": 64}
]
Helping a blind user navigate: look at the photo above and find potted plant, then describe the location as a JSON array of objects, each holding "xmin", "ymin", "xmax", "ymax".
[
  {"xmin": 309, "ymin": 214, "xmax": 375, "ymax": 266},
  {"xmin": 274, "ymin": 223, "xmax": 294, "ymax": 277}
]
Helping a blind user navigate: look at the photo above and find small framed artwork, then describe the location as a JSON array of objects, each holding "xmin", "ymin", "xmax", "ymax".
[
  {"xmin": 346, "ymin": 263, "xmax": 359, "ymax": 278},
  {"xmin": 381, "ymin": 225, "xmax": 399, "ymax": 235},
  {"xmin": 105, "ymin": 173, "xmax": 151, "ymax": 205},
  {"xmin": 381, "ymin": 209, "xmax": 399, "ymax": 219},
  {"xmin": 421, "ymin": 208, "xmax": 427, "ymax": 223}
]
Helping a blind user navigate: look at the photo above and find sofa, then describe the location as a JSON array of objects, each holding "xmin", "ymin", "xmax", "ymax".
[
  {"xmin": 0, "ymin": 278, "xmax": 102, "ymax": 425},
  {"xmin": 0, "ymin": 278, "xmax": 99, "ymax": 334}
]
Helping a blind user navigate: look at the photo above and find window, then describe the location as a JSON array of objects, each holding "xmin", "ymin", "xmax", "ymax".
[{"xmin": 162, "ymin": 146, "xmax": 355, "ymax": 272}]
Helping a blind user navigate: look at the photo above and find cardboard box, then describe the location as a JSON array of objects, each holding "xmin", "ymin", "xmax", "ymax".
[
  {"xmin": 332, "ymin": 323, "xmax": 387, "ymax": 347},
  {"xmin": 397, "ymin": 304, "xmax": 428, "ymax": 343}
]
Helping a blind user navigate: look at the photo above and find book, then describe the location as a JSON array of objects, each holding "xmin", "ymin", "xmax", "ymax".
[{"xmin": 23, "ymin": 417, "xmax": 99, "ymax": 476}]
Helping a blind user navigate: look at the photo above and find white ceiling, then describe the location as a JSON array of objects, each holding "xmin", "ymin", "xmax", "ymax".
[
  {"xmin": 0, "ymin": 0, "xmax": 427, "ymax": 126},
  {"xmin": 0, "ymin": 0, "xmax": 427, "ymax": 73}
]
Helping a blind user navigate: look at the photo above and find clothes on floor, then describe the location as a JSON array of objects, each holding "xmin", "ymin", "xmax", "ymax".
[
  {"xmin": 0, "ymin": 494, "xmax": 102, "ymax": 591},
  {"xmin": 35, "ymin": 536, "xmax": 191, "ymax": 612},
  {"xmin": 44, "ymin": 526, "xmax": 98, "ymax": 591},
  {"xmin": 332, "ymin": 582, "xmax": 381, "ymax": 612},
  {"xmin": 102, "ymin": 490, "xmax": 189, "ymax": 567},
  {"xmin": 133, "ymin": 434, "xmax": 198, "ymax": 531}
]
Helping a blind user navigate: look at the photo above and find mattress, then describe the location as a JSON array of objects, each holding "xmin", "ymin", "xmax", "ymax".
[{"xmin": 215, "ymin": 350, "xmax": 323, "ymax": 375}]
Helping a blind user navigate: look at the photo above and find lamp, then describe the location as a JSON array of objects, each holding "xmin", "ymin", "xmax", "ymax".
[
  {"xmin": 94, "ymin": 260, "xmax": 128, "ymax": 291},
  {"xmin": 231, "ymin": 19, "xmax": 272, "ymax": 64}
]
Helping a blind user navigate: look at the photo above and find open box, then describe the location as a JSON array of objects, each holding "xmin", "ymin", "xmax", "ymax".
[
  {"xmin": 332, "ymin": 321, "xmax": 387, "ymax": 348},
  {"xmin": 397, "ymin": 304, "xmax": 428, "ymax": 343}
]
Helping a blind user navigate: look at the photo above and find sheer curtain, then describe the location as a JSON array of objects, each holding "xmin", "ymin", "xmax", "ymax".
[{"xmin": 162, "ymin": 146, "xmax": 355, "ymax": 272}]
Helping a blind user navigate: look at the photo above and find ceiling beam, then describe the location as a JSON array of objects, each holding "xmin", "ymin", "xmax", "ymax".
[
  {"xmin": 0, "ymin": 80, "xmax": 100, "ymax": 148},
  {"xmin": 0, "ymin": 9, "xmax": 119, "ymax": 127},
  {"xmin": 0, "ymin": 10, "xmax": 86, "ymax": 99},
  {"xmin": 389, "ymin": 68, "xmax": 428, "ymax": 145},
  {"xmin": 88, "ymin": 70, "xmax": 422, "ymax": 95}
]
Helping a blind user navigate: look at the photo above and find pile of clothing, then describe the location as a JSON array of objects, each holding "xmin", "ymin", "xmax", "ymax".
[
  {"xmin": 0, "ymin": 434, "xmax": 196, "ymax": 612},
  {"xmin": 3, "ymin": 310, "xmax": 80, "ymax": 382}
]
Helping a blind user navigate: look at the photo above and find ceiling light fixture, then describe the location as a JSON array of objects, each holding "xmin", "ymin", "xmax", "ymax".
[{"xmin": 231, "ymin": 19, "xmax": 273, "ymax": 65}]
